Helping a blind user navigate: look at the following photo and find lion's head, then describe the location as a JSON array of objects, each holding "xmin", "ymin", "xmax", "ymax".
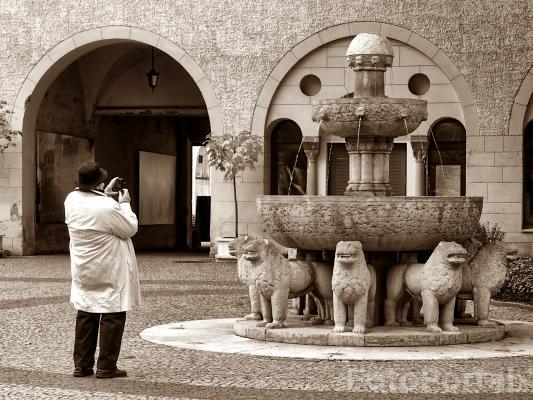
[
  {"xmin": 432, "ymin": 241, "xmax": 468, "ymax": 268},
  {"xmin": 479, "ymin": 241, "xmax": 519, "ymax": 263},
  {"xmin": 238, "ymin": 236, "xmax": 282, "ymax": 265},
  {"xmin": 503, "ymin": 243, "xmax": 519, "ymax": 262},
  {"xmin": 335, "ymin": 241, "xmax": 364, "ymax": 268}
]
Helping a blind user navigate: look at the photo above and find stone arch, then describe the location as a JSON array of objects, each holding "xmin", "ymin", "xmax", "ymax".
[
  {"xmin": 509, "ymin": 64, "xmax": 533, "ymax": 136},
  {"xmin": 251, "ymin": 21, "xmax": 479, "ymax": 139},
  {"xmin": 511, "ymin": 65, "xmax": 533, "ymax": 229},
  {"xmin": 11, "ymin": 26, "xmax": 222, "ymax": 254}
]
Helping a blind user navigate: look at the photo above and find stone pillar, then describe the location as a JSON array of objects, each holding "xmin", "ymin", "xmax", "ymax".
[
  {"xmin": 300, "ymin": 138, "xmax": 320, "ymax": 319},
  {"xmin": 345, "ymin": 136, "xmax": 394, "ymax": 196},
  {"xmin": 410, "ymin": 135, "xmax": 429, "ymax": 196},
  {"xmin": 302, "ymin": 136, "xmax": 320, "ymax": 195}
]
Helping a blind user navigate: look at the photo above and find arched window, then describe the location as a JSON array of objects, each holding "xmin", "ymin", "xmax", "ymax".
[
  {"xmin": 270, "ymin": 120, "xmax": 307, "ymax": 195},
  {"xmin": 523, "ymin": 121, "xmax": 533, "ymax": 228},
  {"xmin": 427, "ymin": 119, "xmax": 466, "ymax": 196}
]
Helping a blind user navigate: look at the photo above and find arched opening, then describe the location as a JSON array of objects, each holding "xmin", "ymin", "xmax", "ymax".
[
  {"xmin": 18, "ymin": 32, "xmax": 219, "ymax": 254},
  {"xmin": 427, "ymin": 118, "xmax": 466, "ymax": 196},
  {"xmin": 523, "ymin": 121, "xmax": 533, "ymax": 228},
  {"xmin": 270, "ymin": 120, "xmax": 307, "ymax": 195}
]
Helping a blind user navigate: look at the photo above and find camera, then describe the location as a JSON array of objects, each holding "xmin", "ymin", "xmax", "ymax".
[{"xmin": 113, "ymin": 178, "xmax": 126, "ymax": 192}]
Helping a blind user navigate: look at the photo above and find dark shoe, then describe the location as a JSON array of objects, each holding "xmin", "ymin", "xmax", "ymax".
[
  {"xmin": 73, "ymin": 367, "xmax": 94, "ymax": 377},
  {"xmin": 96, "ymin": 368, "xmax": 127, "ymax": 379}
]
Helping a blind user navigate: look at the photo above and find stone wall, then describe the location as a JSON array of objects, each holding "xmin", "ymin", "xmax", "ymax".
[
  {"xmin": 0, "ymin": 0, "xmax": 532, "ymax": 253},
  {"xmin": 2, "ymin": 0, "xmax": 531, "ymax": 132}
]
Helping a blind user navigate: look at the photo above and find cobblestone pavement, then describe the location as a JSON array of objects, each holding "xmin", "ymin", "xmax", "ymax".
[{"xmin": 0, "ymin": 254, "xmax": 533, "ymax": 399}]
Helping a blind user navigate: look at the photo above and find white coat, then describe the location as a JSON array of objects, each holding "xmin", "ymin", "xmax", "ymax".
[{"xmin": 64, "ymin": 189, "xmax": 141, "ymax": 313}]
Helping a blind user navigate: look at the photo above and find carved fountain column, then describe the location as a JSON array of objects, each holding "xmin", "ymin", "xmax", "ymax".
[
  {"xmin": 410, "ymin": 134, "xmax": 429, "ymax": 196},
  {"xmin": 301, "ymin": 136, "xmax": 320, "ymax": 317},
  {"xmin": 345, "ymin": 136, "xmax": 394, "ymax": 196},
  {"xmin": 302, "ymin": 136, "xmax": 320, "ymax": 195}
]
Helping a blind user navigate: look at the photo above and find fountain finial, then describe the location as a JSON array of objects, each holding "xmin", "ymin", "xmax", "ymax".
[{"xmin": 347, "ymin": 33, "xmax": 393, "ymax": 71}]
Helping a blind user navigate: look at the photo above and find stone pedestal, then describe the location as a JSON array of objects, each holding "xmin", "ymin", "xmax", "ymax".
[
  {"xmin": 345, "ymin": 136, "xmax": 394, "ymax": 196},
  {"xmin": 410, "ymin": 135, "xmax": 429, "ymax": 196},
  {"xmin": 233, "ymin": 317, "xmax": 506, "ymax": 347}
]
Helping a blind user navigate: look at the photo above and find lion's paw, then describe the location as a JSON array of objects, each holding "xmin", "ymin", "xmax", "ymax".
[
  {"xmin": 324, "ymin": 319, "xmax": 335, "ymax": 326},
  {"xmin": 265, "ymin": 321, "xmax": 284, "ymax": 329},
  {"xmin": 256, "ymin": 321, "xmax": 268, "ymax": 327},
  {"xmin": 352, "ymin": 325, "xmax": 366, "ymax": 334},
  {"xmin": 442, "ymin": 324, "xmax": 459, "ymax": 332},
  {"xmin": 332, "ymin": 326, "xmax": 346, "ymax": 333},
  {"xmin": 426, "ymin": 324, "xmax": 443, "ymax": 334},
  {"xmin": 244, "ymin": 312, "xmax": 262, "ymax": 321}
]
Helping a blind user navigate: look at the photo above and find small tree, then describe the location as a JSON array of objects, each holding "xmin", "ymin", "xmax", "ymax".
[
  {"xmin": 0, "ymin": 101, "xmax": 21, "ymax": 153},
  {"xmin": 203, "ymin": 130, "xmax": 262, "ymax": 237}
]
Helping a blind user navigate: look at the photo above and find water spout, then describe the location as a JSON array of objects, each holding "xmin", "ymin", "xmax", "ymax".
[
  {"xmin": 429, "ymin": 126, "xmax": 449, "ymax": 195},
  {"xmin": 287, "ymin": 139, "xmax": 304, "ymax": 195}
]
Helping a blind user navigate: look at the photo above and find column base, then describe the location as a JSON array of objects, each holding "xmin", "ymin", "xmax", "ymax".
[{"xmin": 344, "ymin": 183, "xmax": 391, "ymax": 196}]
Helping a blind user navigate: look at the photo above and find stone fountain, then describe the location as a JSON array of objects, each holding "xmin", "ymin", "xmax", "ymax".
[
  {"xmin": 258, "ymin": 33, "xmax": 481, "ymax": 252},
  {"xmin": 234, "ymin": 33, "xmax": 509, "ymax": 347}
]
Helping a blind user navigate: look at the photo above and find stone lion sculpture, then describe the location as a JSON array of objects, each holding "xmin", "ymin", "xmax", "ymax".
[
  {"xmin": 238, "ymin": 236, "xmax": 317, "ymax": 329},
  {"xmin": 232, "ymin": 236, "xmax": 262, "ymax": 321},
  {"xmin": 456, "ymin": 240, "xmax": 518, "ymax": 326},
  {"xmin": 331, "ymin": 241, "xmax": 376, "ymax": 334},
  {"xmin": 384, "ymin": 241, "xmax": 468, "ymax": 333}
]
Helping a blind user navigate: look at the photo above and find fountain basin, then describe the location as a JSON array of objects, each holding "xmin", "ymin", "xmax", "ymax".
[
  {"xmin": 257, "ymin": 195, "xmax": 483, "ymax": 251},
  {"xmin": 312, "ymin": 97, "xmax": 428, "ymax": 137}
]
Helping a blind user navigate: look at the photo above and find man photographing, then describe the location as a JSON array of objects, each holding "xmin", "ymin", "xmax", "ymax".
[{"xmin": 64, "ymin": 161, "xmax": 141, "ymax": 379}]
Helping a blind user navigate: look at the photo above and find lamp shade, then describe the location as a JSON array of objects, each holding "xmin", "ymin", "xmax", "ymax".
[{"xmin": 146, "ymin": 68, "xmax": 159, "ymax": 90}]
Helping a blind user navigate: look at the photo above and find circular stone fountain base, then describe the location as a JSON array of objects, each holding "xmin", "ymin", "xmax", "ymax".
[
  {"xmin": 234, "ymin": 316, "xmax": 505, "ymax": 347},
  {"xmin": 141, "ymin": 318, "xmax": 533, "ymax": 360}
]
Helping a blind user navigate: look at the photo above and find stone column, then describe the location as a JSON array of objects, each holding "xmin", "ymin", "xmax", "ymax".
[
  {"xmin": 302, "ymin": 136, "xmax": 320, "ymax": 195},
  {"xmin": 301, "ymin": 138, "xmax": 320, "ymax": 318},
  {"xmin": 345, "ymin": 136, "xmax": 394, "ymax": 196},
  {"xmin": 410, "ymin": 135, "xmax": 429, "ymax": 196}
]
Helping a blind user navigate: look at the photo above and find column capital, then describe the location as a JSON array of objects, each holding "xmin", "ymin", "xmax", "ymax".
[
  {"xmin": 302, "ymin": 136, "xmax": 320, "ymax": 151},
  {"xmin": 302, "ymin": 136, "xmax": 320, "ymax": 162},
  {"xmin": 410, "ymin": 135, "xmax": 429, "ymax": 162}
]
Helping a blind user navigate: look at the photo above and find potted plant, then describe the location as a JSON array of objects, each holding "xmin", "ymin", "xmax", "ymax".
[{"xmin": 203, "ymin": 130, "xmax": 262, "ymax": 259}]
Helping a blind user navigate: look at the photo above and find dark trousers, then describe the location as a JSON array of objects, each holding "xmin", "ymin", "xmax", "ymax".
[{"xmin": 73, "ymin": 310, "xmax": 126, "ymax": 371}]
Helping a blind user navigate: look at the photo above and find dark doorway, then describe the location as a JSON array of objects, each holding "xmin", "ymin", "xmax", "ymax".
[
  {"xmin": 523, "ymin": 121, "xmax": 533, "ymax": 228},
  {"xmin": 96, "ymin": 116, "xmax": 209, "ymax": 251},
  {"xmin": 271, "ymin": 120, "xmax": 307, "ymax": 195}
]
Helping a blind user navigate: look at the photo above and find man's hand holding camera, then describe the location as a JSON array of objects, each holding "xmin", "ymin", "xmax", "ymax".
[{"xmin": 104, "ymin": 177, "xmax": 130, "ymax": 203}]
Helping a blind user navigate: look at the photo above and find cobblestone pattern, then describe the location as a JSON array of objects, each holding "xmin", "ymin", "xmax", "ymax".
[
  {"xmin": 0, "ymin": 0, "xmax": 531, "ymax": 135},
  {"xmin": 0, "ymin": 254, "xmax": 533, "ymax": 399}
]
